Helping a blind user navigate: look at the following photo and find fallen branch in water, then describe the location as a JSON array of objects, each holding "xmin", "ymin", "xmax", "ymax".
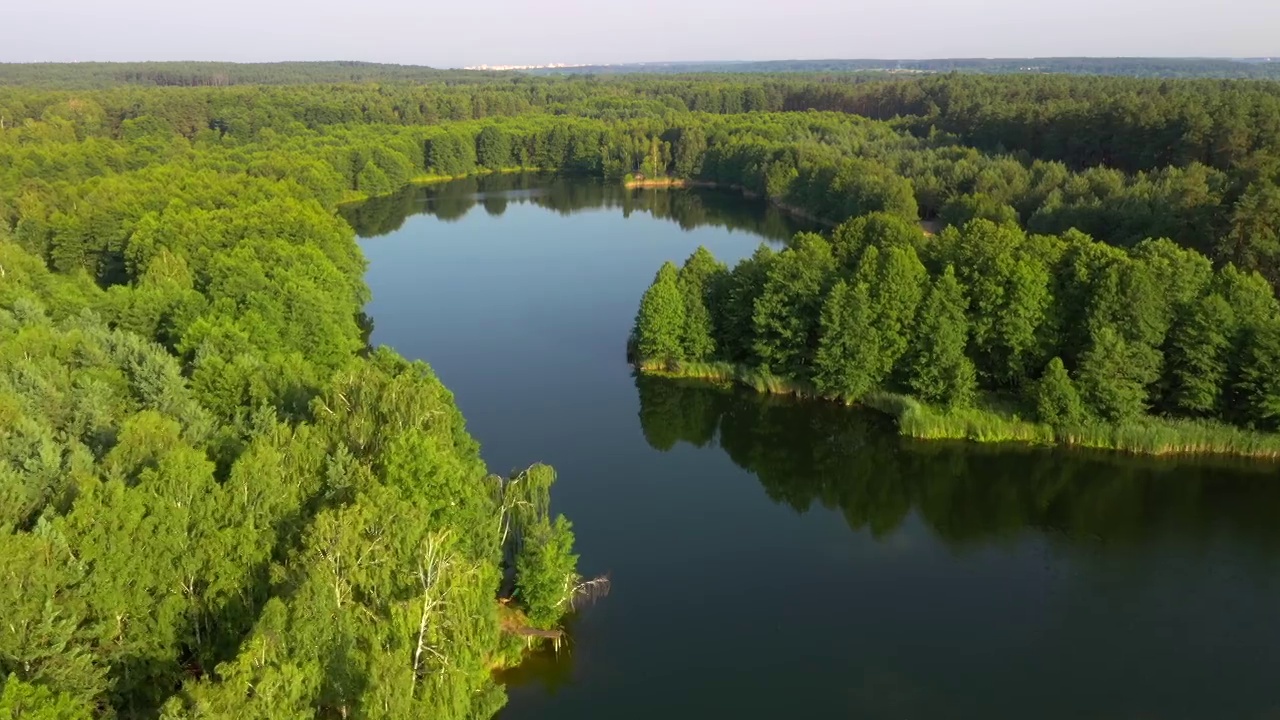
[{"xmin": 565, "ymin": 574, "xmax": 611, "ymax": 610}]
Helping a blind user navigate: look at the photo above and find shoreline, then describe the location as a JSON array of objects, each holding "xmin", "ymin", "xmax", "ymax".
[
  {"xmin": 344, "ymin": 173, "xmax": 872, "ymax": 235},
  {"xmin": 624, "ymin": 177, "xmax": 837, "ymax": 228},
  {"xmin": 338, "ymin": 167, "xmax": 537, "ymax": 206},
  {"xmin": 636, "ymin": 362, "xmax": 1280, "ymax": 462}
]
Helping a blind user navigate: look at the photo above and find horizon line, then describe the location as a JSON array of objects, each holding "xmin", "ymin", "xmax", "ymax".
[{"xmin": 1, "ymin": 55, "xmax": 1277, "ymax": 70}]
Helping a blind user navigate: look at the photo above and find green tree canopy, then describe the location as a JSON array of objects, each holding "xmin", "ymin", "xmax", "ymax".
[
  {"xmin": 633, "ymin": 262, "xmax": 687, "ymax": 365},
  {"xmin": 904, "ymin": 266, "xmax": 977, "ymax": 408}
]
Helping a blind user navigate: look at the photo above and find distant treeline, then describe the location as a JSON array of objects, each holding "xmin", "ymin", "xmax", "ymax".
[
  {"xmin": 5, "ymin": 82, "xmax": 1279, "ymax": 290},
  {"xmin": 5, "ymin": 58, "xmax": 1280, "ymax": 89},
  {"xmin": 0, "ymin": 60, "xmax": 505, "ymax": 88},
  {"xmin": 535, "ymin": 57, "xmax": 1280, "ymax": 79}
]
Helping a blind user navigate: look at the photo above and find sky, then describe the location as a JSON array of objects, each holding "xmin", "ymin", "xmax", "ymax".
[{"xmin": 3, "ymin": 0, "xmax": 1278, "ymax": 67}]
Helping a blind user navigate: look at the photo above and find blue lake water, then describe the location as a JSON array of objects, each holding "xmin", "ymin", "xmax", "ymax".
[{"xmin": 346, "ymin": 175, "xmax": 1280, "ymax": 720}]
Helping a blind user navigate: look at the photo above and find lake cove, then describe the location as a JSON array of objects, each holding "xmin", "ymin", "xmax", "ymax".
[{"xmin": 348, "ymin": 176, "xmax": 1280, "ymax": 720}]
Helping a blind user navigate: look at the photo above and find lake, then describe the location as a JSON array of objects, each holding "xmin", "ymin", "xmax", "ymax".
[{"xmin": 345, "ymin": 175, "xmax": 1280, "ymax": 720}]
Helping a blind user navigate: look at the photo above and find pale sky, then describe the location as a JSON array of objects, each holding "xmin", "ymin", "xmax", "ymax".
[{"xmin": 3, "ymin": 0, "xmax": 1277, "ymax": 67}]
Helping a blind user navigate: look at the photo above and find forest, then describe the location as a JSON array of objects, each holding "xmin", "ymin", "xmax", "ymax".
[
  {"xmin": 0, "ymin": 82, "xmax": 601, "ymax": 719},
  {"xmin": 630, "ymin": 217, "xmax": 1280, "ymax": 457},
  {"xmin": 5, "ymin": 66, "xmax": 1280, "ymax": 716}
]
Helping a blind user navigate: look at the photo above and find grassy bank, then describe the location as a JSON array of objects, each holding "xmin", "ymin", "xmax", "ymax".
[
  {"xmin": 339, "ymin": 167, "xmax": 537, "ymax": 205},
  {"xmin": 639, "ymin": 362, "xmax": 1280, "ymax": 461},
  {"xmin": 410, "ymin": 167, "xmax": 529, "ymax": 186},
  {"xmin": 636, "ymin": 360, "xmax": 817, "ymax": 397},
  {"xmin": 872, "ymin": 391, "xmax": 1280, "ymax": 458},
  {"xmin": 623, "ymin": 177, "xmax": 715, "ymax": 189},
  {"xmin": 622, "ymin": 176, "xmax": 837, "ymax": 227}
]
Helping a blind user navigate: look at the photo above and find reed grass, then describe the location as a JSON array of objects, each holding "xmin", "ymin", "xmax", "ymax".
[
  {"xmin": 867, "ymin": 391, "xmax": 1280, "ymax": 459},
  {"xmin": 409, "ymin": 167, "xmax": 529, "ymax": 186},
  {"xmin": 639, "ymin": 360, "xmax": 819, "ymax": 397},
  {"xmin": 640, "ymin": 365, "xmax": 1280, "ymax": 461}
]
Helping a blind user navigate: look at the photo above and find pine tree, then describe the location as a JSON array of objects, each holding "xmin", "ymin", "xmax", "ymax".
[
  {"xmin": 904, "ymin": 267, "xmax": 977, "ymax": 408},
  {"xmin": 714, "ymin": 244, "xmax": 774, "ymax": 364},
  {"xmin": 475, "ymin": 126, "xmax": 513, "ymax": 170},
  {"xmin": 1163, "ymin": 292, "xmax": 1233, "ymax": 416},
  {"xmin": 680, "ymin": 299, "xmax": 716, "ymax": 362},
  {"xmin": 813, "ymin": 280, "xmax": 879, "ymax": 400},
  {"xmin": 829, "ymin": 211, "xmax": 924, "ymax": 269},
  {"xmin": 1033, "ymin": 357, "xmax": 1087, "ymax": 427},
  {"xmin": 945, "ymin": 220, "xmax": 1051, "ymax": 387},
  {"xmin": 864, "ymin": 244, "xmax": 928, "ymax": 374},
  {"xmin": 671, "ymin": 126, "xmax": 707, "ymax": 178},
  {"xmin": 1221, "ymin": 181, "xmax": 1280, "ymax": 278},
  {"xmin": 514, "ymin": 516, "xmax": 579, "ymax": 628},
  {"xmin": 1076, "ymin": 326, "xmax": 1158, "ymax": 422},
  {"xmin": 677, "ymin": 247, "xmax": 727, "ymax": 361},
  {"xmin": 752, "ymin": 234, "xmax": 836, "ymax": 378},
  {"xmin": 633, "ymin": 262, "xmax": 686, "ymax": 365},
  {"xmin": 1235, "ymin": 320, "xmax": 1280, "ymax": 431}
]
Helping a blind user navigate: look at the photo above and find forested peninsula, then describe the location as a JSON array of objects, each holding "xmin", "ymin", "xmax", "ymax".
[{"xmin": 5, "ymin": 65, "xmax": 1280, "ymax": 717}]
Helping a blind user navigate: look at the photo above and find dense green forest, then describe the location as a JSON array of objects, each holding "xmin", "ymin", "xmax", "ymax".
[
  {"xmin": 6, "ymin": 66, "xmax": 1280, "ymax": 715},
  {"xmin": 6, "ymin": 71, "xmax": 1280, "ymax": 284},
  {"xmin": 630, "ymin": 216, "xmax": 1280, "ymax": 456},
  {"xmin": 0, "ymin": 84, "xmax": 600, "ymax": 719}
]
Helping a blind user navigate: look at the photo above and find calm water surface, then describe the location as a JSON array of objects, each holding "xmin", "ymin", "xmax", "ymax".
[{"xmin": 345, "ymin": 176, "xmax": 1280, "ymax": 720}]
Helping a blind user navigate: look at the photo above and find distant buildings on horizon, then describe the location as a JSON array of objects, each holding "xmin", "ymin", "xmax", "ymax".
[
  {"xmin": 463, "ymin": 63, "xmax": 584, "ymax": 71},
  {"xmin": 461, "ymin": 57, "xmax": 1280, "ymax": 72}
]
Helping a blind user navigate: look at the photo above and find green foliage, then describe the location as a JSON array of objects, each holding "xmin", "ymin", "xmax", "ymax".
[
  {"xmin": 475, "ymin": 126, "xmax": 514, "ymax": 170},
  {"xmin": 752, "ymin": 233, "xmax": 836, "ymax": 378},
  {"xmin": 1236, "ymin": 320, "xmax": 1280, "ymax": 431},
  {"xmin": 829, "ymin": 159, "xmax": 919, "ymax": 221},
  {"xmin": 1163, "ymin": 293, "xmax": 1233, "ymax": 417},
  {"xmin": 623, "ymin": 102, "xmax": 1280, "ymax": 456},
  {"xmin": 713, "ymin": 244, "xmax": 774, "ymax": 364},
  {"xmin": 670, "ymin": 125, "xmax": 708, "ymax": 178},
  {"xmin": 812, "ymin": 279, "xmax": 879, "ymax": 400},
  {"xmin": 0, "ymin": 675, "xmax": 92, "ymax": 720},
  {"xmin": 0, "ymin": 86, "xmax": 609, "ymax": 720},
  {"xmin": 676, "ymin": 247, "xmax": 727, "ymax": 361},
  {"xmin": 514, "ymin": 516, "xmax": 579, "ymax": 628},
  {"xmin": 829, "ymin": 212, "xmax": 925, "ymax": 268},
  {"xmin": 942, "ymin": 220, "xmax": 1052, "ymax": 385},
  {"xmin": 11, "ymin": 68, "xmax": 1280, "ymax": 717},
  {"xmin": 356, "ymin": 160, "xmax": 394, "ymax": 197},
  {"xmin": 1033, "ymin": 357, "xmax": 1087, "ymax": 427},
  {"xmin": 633, "ymin": 262, "xmax": 686, "ymax": 364},
  {"xmin": 1222, "ymin": 182, "xmax": 1280, "ymax": 283},
  {"xmin": 427, "ymin": 131, "xmax": 477, "ymax": 176},
  {"xmin": 1076, "ymin": 326, "xmax": 1158, "ymax": 422},
  {"xmin": 904, "ymin": 267, "xmax": 976, "ymax": 408},
  {"xmin": 939, "ymin": 193, "xmax": 1019, "ymax": 228},
  {"xmin": 862, "ymin": 244, "xmax": 929, "ymax": 372}
]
